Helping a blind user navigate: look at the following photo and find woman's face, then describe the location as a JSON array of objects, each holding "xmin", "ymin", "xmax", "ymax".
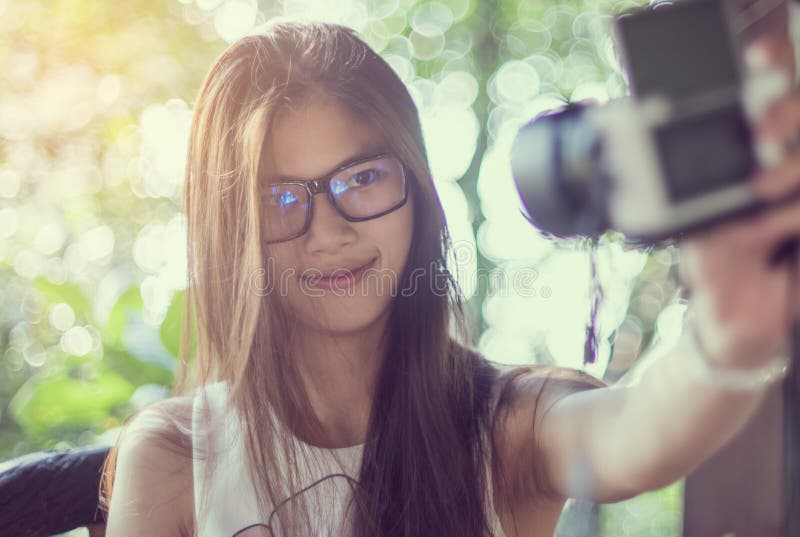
[{"xmin": 258, "ymin": 96, "xmax": 415, "ymax": 334}]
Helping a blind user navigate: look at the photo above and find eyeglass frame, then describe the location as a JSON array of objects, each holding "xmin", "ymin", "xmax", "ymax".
[{"xmin": 261, "ymin": 152, "xmax": 410, "ymax": 244}]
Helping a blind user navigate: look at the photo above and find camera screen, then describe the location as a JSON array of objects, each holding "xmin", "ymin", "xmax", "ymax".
[
  {"xmin": 616, "ymin": 0, "xmax": 740, "ymax": 99},
  {"xmin": 655, "ymin": 103, "xmax": 755, "ymax": 202}
]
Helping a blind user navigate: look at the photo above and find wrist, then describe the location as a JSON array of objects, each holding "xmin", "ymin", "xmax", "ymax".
[{"xmin": 681, "ymin": 310, "xmax": 791, "ymax": 391}]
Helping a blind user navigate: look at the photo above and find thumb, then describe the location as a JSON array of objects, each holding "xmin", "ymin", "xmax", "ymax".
[
  {"xmin": 744, "ymin": 34, "xmax": 796, "ymax": 86},
  {"xmin": 743, "ymin": 38, "xmax": 794, "ymax": 121}
]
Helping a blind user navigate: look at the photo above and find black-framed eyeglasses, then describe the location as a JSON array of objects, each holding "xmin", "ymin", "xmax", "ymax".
[{"xmin": 261, "ymin": 153, "xmax": 409, "ymax": 244}]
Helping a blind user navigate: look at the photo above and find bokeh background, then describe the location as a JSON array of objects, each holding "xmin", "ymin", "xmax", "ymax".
[{"xmin": 5, "ymin": 0, "xmax": 788, "ymax": 534}]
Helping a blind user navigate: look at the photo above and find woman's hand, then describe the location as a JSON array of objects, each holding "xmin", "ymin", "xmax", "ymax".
[{"xmin": 678, "ymin": 37, "xmax": 800, "ymax": 371}]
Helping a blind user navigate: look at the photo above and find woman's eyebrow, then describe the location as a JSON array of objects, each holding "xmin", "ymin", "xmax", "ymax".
[{"xmin": 275, "ymin": 148, "xmax": 388, "ymax": 182}]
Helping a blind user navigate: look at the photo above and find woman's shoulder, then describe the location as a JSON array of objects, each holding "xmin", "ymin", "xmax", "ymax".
[
  {"xmin": 105, "ymin": 395, "xmax": 196, "ymax": 536},
  {"xmin": 132, "ymin": 394, "xmax": 196, "ymax": 428},
  {"xmin": 488, "ymin": 361, "xmax": 607, "ymax": 433},
  {"xmin": 489, "ymin": 361, "xmax": 606, "ymax": 403},
  {"xmin": 121, "ymin": 395, "xmax": 196, "ymax": 457},
  {"xmin": 486, "ymin": 361, "xmax": 607, "ymax": 502}
]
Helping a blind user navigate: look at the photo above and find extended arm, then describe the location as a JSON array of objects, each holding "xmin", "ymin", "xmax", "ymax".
[
  {"xmin": 503, "ymin": 35, "xmax": 800, "ymax": 506},
  {"xmin": 532, "ymin": 333, "xmax": 774, "ymax": 503}
]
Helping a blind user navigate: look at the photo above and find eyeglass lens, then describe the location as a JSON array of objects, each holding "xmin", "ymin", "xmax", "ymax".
[{"xmin": 262, "ymin": 156, "xmax": 406, "ymax": 242}]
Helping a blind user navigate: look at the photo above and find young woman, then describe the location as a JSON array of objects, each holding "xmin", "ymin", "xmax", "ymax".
[{"xmin": 102, "ymin": 18, "xmax": 800, "ymax": 537}]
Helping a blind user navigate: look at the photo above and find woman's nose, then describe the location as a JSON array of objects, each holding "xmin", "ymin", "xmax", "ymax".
[{"xmin": 304, "ymin": 193, "xmax": 357, "ymax": 253}]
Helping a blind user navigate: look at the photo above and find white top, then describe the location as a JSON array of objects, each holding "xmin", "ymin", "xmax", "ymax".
[{"xmin": 191, "ymin": 381, "xmax": 507, "ymax": 537}]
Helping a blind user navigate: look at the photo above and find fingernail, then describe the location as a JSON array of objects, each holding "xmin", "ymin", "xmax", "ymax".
[
  {"xmin": 745, "ymin": 44, "xmax": 770, "ymax": 70},
  {"xmin": 743, "ymin": 69, "xmax": 791, "ymax": 121},
  {"xmin": 756, "ymin": 139, "xmax": 785, "ymax": 168}
]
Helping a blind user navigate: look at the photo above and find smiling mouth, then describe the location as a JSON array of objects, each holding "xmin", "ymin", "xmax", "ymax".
[{"xmin": 300, "ymin": 257, "xmax": 378, "ymax": 289}]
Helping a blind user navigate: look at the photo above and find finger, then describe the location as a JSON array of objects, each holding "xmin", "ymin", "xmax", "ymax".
[
  {"xmin": 795, "ymin": 246, "xmax": 800, "ymax": 318},
  {"xmin": 748, "ymin": 197, "xmax": 800, "ymax": 244},
  {"xmin": 768, "ymin": 236, "xmax": 799, "ymax": 268},
  {"xmin": 679, "ymin": 217, "xmax": 753, "ymax": 257},
  {"xmin": 743, "ymin": 37, "xmax": 796, "ymax": 134},
  {"xmin": 744, "ymin": 35, "xmax": 796, "ymax": 89},
  {"xmin": 754, "ymin": 90, "xmax": 800, "ymax": 142},
  {"xmin": 678, "ymin": 218, "xmax": 747, "ymax": 276},
  {"xmin": 751, "ymin": 150, "xmax": 800, "ymax": 201}
]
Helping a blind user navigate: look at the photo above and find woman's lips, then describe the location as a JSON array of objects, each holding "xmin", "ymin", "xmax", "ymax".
[{"xmin": 301, "ymin": 257, "xmax": 377, "ymax": 290}]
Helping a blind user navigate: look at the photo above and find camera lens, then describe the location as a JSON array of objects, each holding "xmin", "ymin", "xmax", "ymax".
[{"xmin": 511, "ymin": 102, "xmax": 610, "ymax": 239}]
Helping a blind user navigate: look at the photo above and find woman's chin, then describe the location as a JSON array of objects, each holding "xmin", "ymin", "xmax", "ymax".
[{"xmin": 292, "ymin": 296, "xmax": 392, "ymax": 335}]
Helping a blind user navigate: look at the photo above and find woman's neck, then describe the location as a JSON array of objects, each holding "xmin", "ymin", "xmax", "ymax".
[{"xmin": 293, "ymin": 319, "xmax": 387, "ymax": 448}]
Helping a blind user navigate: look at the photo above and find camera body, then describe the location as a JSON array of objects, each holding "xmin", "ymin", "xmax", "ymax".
[{"xmin": 511, "ymin": 0, "xmax": 784, "ymax": 242}]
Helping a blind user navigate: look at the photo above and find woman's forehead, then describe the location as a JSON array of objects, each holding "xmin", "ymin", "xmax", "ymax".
[
  {"xmin": 259, "ymin": 99, "xmax": 389, "ymax": 184},
  {"xmin": 259, "ymin": 142, "xmax": 390, "ymax": 185}
]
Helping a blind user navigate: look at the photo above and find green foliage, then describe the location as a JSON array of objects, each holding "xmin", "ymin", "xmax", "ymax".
[
  {"xmin": 33, "ymin": 277, "xmax": 92, "ymax": 322},
  {"xmin": 105, "ymin": 285, "xmax": 143, "ymax": 348},
  {"xmin": 9, "ymin": 368, "xmax": 134, "ymax": 437},
  {"xmin": 600, "ymin": 480, "xmax": 684, "ymax": 536},
  {"xmin": 160, "ymin": 289, "xmax": 197, "ymax": 359}
]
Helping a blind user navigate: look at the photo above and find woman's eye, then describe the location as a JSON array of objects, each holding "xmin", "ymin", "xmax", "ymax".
[{"xmin": 351, "ymin": 169, "xmax": 378, "ymax": 187}]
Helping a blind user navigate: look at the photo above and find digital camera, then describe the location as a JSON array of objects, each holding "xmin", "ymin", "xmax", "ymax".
[{"xmin": 511, "ymin": 0, "xmax": 791, "ymax": 242}]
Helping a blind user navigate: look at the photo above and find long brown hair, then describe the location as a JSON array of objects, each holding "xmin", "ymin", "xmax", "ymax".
[
  {"xmin": 186, "ymin": 18, "xmax": 508, "ymax": 537},
  {"xmin": 103, "ymin": 18, "xmax": 559, "ymax": 537}
]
